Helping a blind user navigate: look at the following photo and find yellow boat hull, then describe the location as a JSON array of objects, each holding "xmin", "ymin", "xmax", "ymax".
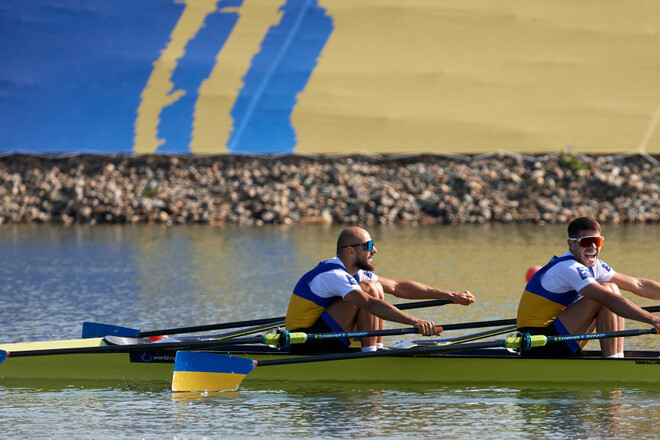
[{"xmin": 2, "ymin": 338, "xmax": 659, "ymax": 387}]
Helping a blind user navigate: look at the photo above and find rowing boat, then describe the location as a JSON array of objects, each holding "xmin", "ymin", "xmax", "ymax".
[{"xmin": 2, "ymin": 336, "xmax": 660, "ymax": 387}]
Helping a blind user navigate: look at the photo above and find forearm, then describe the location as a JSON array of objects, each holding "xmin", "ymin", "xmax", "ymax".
[
  {"xmin": 635, "ymin": 278, "xmax": 660, "ymax": 300},
  {"xmin": 362, "ymin": 297, "xmax": 421, "ymax": 326},
  {"xmin": 604, "ymin": 295, "xmax": 660, "ymax": 327},
  {"xmin": 387, "ymin": 279, "xmax": 452, "ymax": 300}
]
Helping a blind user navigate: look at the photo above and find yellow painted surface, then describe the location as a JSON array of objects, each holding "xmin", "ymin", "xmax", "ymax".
[
  {"xmin": 293, "ymin": 0, "xmax": 660, "ymax": 154},
  {"xmin": 0, "ymin": 338, "xmax": 106, "ymax": 351},
  {"xmin": 191, "ymin": 0, "xmax": 283, "ymax": 154},
  {"xmin": 134, "ymin": 0, "xmax": 219, "ymax": 154},
  {"xmin": 172, "ymin": 370, "xmax": 245, "ymax": 391},
  {"xmin": 132, "ymin": 0, "xmax": 660, "ymax": 155}
]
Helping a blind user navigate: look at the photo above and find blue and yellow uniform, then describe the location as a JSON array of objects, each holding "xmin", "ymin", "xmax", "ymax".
[
  {"xmin": 285, "ymin": 257, "xmax": 377, "ymax": 351},
  {"xmin": 517, "ymin": 252, "xmax": 615, "ymax": 355}
]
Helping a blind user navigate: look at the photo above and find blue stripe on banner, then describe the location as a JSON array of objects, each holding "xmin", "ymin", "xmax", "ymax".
[
  {"xmin": 174, "ymin": 351, "xmax": 255, "ymax": 374},
  {"xmin": 157, "ymin": 1, "xmax": 242, "ymax": 154},
  {"xmin": 228, "ymin": 0, "xmax": 333, "ymax": 153}
]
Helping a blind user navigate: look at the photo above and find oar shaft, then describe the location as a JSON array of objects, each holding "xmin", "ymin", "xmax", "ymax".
[
  {"xmin": 546, "ymin": 327, "xmax": 659, "ymax": 344},
  {"xmin": 139, "ymin": 318, "xmax": 284, "ymax": 337},
  {"xmin": 255, "ymin": 327, "xmax": 660, "ymax": 367},
  {"xmin": 138, "ymin": 299, "xmax": 453, "ymax": 337},
  {"xmin": 441, "ymin": 319, "xmax": 515, "ymax": 331},
  {"xmin": 305, "ymin": 326, "xmax": 426, "ymax": 340}
]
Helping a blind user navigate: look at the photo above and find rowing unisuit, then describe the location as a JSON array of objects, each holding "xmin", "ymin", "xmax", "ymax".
[
  {"xmin": 517, "ymin": 252, "xmax": 615, "ymax": 328},
  {"xmin": 285, "ymin": 256, "xmax": 377, "ymax": 331}
]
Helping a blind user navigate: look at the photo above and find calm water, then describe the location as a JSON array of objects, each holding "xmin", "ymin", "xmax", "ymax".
[{"xmin": 1, "ymin": 224, "xmax": 659, "ymax": 439}]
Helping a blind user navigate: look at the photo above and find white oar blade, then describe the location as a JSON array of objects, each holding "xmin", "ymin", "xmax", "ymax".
[{"xmin": 172, "ymin": 351, "xmax": 256, "ymax": 392}]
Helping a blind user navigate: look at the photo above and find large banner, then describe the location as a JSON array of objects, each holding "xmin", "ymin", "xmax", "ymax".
[{"xmin": 2, "ymin": 0, "xmax": 660, "ymax": 155}]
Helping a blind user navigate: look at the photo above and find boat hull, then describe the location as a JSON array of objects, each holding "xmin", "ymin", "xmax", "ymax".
[{"xmin": 2, "ymin": 338, "xmax": 660, "ymax": 387}]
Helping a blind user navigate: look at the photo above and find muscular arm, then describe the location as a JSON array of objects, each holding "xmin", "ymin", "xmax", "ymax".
[
  {"xmin": 579, "ymin": 282, "xmax": 660, "ymax": 327},
  {"xmin": 377, "ymin": 276, "xmax": 475, "ymax": 305},
  {"xmin": 343, "ymin": 289, "xmax": 438, "ymax": 335},
  {"xmin": 611, "ymin": 272, "xmax": 660, "ymax": 300}
]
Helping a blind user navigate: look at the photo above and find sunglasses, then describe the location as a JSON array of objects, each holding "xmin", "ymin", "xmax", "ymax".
[
  {"xmin": 568, "ymin": 235, "xmax": 604, "ymax": 247},
  {"xmin": 341, "ymin": 239, "xmax": 375, "ymax": 251}
]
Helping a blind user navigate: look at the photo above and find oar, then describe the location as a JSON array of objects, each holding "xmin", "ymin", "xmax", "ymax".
[
  {"xmin": 81, "ymin": 299, "xmax": 454, "ymax": 338},
  {"xmin": 426, "ymin": 305, "xmax": 660, "ymax": 333},
  {"xmin": 395, "ymin": 324, "xmax": 517, "ymax": 348},
  {"xmin": 0, "ymin": 321, "xmax": 455, "ymax": 363},
  {"xmin": 171, "ymin": 327, "xmax": 660, "ymax": 391}
]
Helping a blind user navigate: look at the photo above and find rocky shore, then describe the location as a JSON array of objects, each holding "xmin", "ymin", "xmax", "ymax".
[{"xmin": 0, "ymin": 152, "xmax": 658, "ymax": 226}]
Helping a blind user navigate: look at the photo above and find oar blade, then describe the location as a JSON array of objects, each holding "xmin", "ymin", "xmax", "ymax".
[
  {"xmin": 0, "ymin": 350, "xmax": 6, "ymax": 365},
  {"xmin": 81, "ymin": 322, "xmax": 141, "ymax": 338},
  {"xmin": 172, "ymin": 351, "xmax": 256, "ymax": 392}
]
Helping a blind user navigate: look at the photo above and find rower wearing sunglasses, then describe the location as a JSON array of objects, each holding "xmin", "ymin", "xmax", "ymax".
[
  {"xmin": 517, "ymin": 216, "xmax": 660, "ymax": 358},
  {"xmin": 285, "ymin": 226, "xmax": 476, "ymax": 353}
]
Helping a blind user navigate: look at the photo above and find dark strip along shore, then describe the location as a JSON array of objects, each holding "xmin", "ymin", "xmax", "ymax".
[{"xmin": 0, "ymin": 152, "xmax": 657, "ymax": 226}]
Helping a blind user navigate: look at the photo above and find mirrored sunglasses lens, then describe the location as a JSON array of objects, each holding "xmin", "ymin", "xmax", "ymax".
[
  {"xmin": 579, "ymin": 237, "xmax": 603, "ymax": 247},
  {"xmin": 364, "ymin": 240, "xmax": 374, "ymax": 251}
]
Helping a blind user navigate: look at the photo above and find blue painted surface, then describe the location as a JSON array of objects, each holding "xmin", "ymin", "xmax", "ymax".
[
  {"xmin": 174, "ymin": 351, "xmax": 255, "ymax": 374},
  {"xmin": 81, "ymin": 322, "xmax": 141, "ymax": 339},
  {"xmin": 0, "ymin": 0, "xmax": 183, "ymax": 153},
  {"xmin": 0, "ymin": 0, "xmax": 333, "ymax": 154},
  {"xmin": 156, "ymin": 1, "xmax": 243, "ymax": 154},
  {"xmin": 228, "ymin": 0, "xmax": 333, "ymax": 154}
]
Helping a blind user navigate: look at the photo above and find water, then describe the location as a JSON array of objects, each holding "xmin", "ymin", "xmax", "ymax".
[{"xmin": 1, "ymin": 224, "xmax": 659, "ymax": 439}]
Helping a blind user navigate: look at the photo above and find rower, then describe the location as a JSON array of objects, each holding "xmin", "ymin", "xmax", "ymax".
[
  {"xmin": 516, "ymin": 216, "xmax": 660, "ymax": 358},
  {"xmin": 284, "ymin": 227, "xmax": 475, "ymax": 353}
]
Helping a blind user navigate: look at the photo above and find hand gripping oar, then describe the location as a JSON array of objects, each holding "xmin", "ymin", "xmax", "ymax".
[
  {"xmin": 171, "ymin": 327, "xmax": 660, "ymax": 391},
  {"xmin": 81, "ymin": 299, "xmax": 454, "ymax": 338}
]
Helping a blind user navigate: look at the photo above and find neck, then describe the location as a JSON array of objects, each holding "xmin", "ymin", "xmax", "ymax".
[{"xmin": 337, "ymin": 254, "xmax": 358, "ymax": 276}]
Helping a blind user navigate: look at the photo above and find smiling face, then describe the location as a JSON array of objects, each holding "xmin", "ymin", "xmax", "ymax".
[{"xmin": 568, "ymin": 228, "xmax": 603, "ymax": 267}]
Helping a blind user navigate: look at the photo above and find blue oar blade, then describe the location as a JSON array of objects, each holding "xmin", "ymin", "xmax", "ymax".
[
  {"xmin": 0, "ymin": 350, "xmax": 6, "ymax": 365},
  {"xmin": 172, "ymin": 351, "xmax": 256, "ymax": 392},
  {"xmin": 81, "ymin": 322, "xmax": 141, "ymax": 338}
]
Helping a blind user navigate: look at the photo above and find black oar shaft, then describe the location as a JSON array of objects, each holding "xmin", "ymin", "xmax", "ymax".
[
  {"xmin": 256, "ymin": 327, "xmax": 660, "ymax": 367},
  {"xmin": 256, "ymin": 339, "xmax": 507, "ymax": 367},
  {"xmin": 441, "ymin": 319, "xmax": 515, "ymax": 331},
  {"xmin": 442, "ymin": 305, "xmax": 660, "ymax": 332},
  {"xmin": 547, "ymin": 327, "xmax": 658, "ymax": 344},
  {"xmin": 138, "ymin": 299, "xmax": 453, "ymax": 337},
  {"xmin": 139, "ymin": 318, "xmax": 284, "ymax": 337}
]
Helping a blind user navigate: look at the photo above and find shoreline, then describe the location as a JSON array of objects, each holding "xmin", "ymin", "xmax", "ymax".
[{"xmin": 0, "ymin": 152, "xmax": 658, "ymax": 226}]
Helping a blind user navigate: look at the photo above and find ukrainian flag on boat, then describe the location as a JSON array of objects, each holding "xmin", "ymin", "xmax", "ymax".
[{"xmin": 172, "ymin": 351, "xmax": 256, "ymax": 391}]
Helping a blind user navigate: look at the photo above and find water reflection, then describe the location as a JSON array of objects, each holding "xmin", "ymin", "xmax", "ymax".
[
  {"xmin": 513, "ymin": 386, "xmax": 660, "ymax": 439},
  {"xmin": 166, "ymin": 383, "xmax": 660, "ymax": 439}
]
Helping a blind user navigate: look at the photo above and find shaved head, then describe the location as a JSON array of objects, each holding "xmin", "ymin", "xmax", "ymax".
[{"xmin": 336, "ymin": 227, "xmax": 369, "ymax": 254}]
